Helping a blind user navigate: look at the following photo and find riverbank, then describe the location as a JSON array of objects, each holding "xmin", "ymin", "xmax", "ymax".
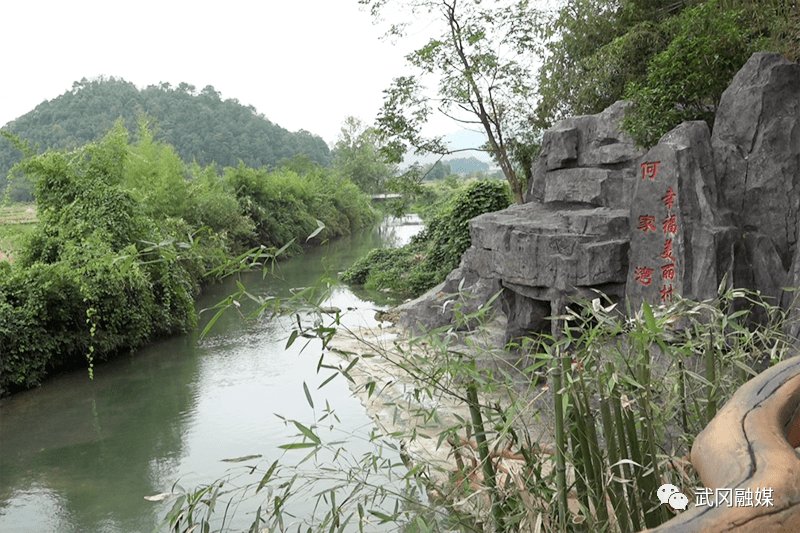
[{"xmin": 326, "ymin": 314, "xmax": 574, "ymax": 527}]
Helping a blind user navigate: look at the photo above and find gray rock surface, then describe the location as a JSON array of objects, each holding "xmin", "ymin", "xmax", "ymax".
[
  {"xmin": 711, "ymin": 52, "xmax": 800, "ymax": 309},
  {"xmin": 627, "ymin": 121, "xmax": 737, "ymax": 310}
]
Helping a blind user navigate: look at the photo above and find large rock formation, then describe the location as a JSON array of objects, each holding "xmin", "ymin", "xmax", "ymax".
[
  {"xmin": 400, "ymin": 53, "xmax": 800, "ymax": 344},
  {"xmin": 711, "ymin": 52, "xmax": 800, "ymax": 315},
  {"xmin": 626, "ymin": 121, "xmax": 737, "ymax": 311}
]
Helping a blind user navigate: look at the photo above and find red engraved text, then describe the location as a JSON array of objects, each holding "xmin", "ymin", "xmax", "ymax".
[
  {"xmin": 634, "ymin": 267, "xmax": 655, "ymax": 286},
  {"xmin": 662, "ymin": 214, "xmax": 678, "ymax": 235},
  {"xmin": 641, "ymin": 161, "xmax": 661, "ymax": 180},
  {"xmin": 661, "ymin": 239, "xmax": 674, "ymax": 261},
  {"xmin": 661, "ymin": 263, "xmax": 676, "ymax": 281},
  {"xmin": 660, "ymin": 284, "xmax": 674, "ymax": 302},
  {"xmin": 638, "ymin": 215, "xmax": 657, "ymax": 233},
  {"xmin": 662, "ymin": 187, "xmax": 676, "ymax": 210}
]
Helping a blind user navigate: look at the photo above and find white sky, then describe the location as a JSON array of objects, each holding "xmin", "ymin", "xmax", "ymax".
[{"xmin": 0, "ymin": 0, "xmax": 474, "ymax": 148}]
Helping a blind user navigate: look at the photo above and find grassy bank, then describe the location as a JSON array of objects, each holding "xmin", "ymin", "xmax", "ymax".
[{"xmin": 0, "ymin": 203, "xmax": 37, "ymax": 262}]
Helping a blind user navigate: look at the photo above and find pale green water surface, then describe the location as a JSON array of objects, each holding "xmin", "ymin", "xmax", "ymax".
[{"xmin": 0, "ymin": 216, "xmax": 423, "ymax": 533}]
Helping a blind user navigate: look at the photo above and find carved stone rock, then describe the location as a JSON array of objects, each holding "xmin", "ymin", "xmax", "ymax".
[
  {"xmin": 399, "ymin": 53, "xmax": 800, "ymax": 345},
  {"xmin": 627, "ymin": 121, "xmax": 737, "ymax": 310}
]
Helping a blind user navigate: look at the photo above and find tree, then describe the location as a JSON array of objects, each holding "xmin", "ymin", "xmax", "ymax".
[
  {"xmin": 534, "ymin": 0, "xmax": 800, "ymax": 132},
  {"xmin": 332, "ymin": 116, "xmax": 394, "ymax": 194},
  {"xmin": 361, "ymin": 0, "xmax": 543, "ymax": 204},
  {"xmin": 622, "ymin": 0, "xmax": 754, "ymax": 147}
]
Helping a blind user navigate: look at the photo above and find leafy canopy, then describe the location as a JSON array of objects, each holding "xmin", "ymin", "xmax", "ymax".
[
  {"xmin": 535, "ymin": 0, "xmax": 800, "ymax": 145},
  {"xmin": 361, "ymin": 0, "xmax": 544, "ymax": 204},
  {"xmin": 331, "ymin": 116, "xmax": 395, "ymax": 195}
]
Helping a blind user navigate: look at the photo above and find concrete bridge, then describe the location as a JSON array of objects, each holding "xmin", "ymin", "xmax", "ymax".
[{"xmin": 370, "ymin": 193, "xmax": 403, "ymax": 202}]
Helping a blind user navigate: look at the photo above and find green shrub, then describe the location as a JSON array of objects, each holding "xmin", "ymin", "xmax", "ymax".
[
  {"xmin": 0, "ymin": 118, "xmax": 377, "ymax": 393},
  {"xmin": 0, "ymin": 123, "xmax": 199, "ymax": 392},
  {"xmin": 343, "ymin": 179, "xmax": 511, "ymax": 296},
  {"xmin": 622, "ymin": 0, "xmax": 753, "ymax": 147}
]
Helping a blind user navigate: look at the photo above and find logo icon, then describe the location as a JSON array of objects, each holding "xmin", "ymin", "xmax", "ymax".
[{"xmin": 657, "ymin": 484, "xmax": 689, "ymax": 510}]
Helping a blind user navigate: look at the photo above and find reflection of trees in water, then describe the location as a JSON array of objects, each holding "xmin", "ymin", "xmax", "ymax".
[
  {"xmin": 377, "ymin": 215, "xmax": 424, "ymax": 249},
  {"xmin": 0, "ymin": 334, "xmax": 199, "ymax": 533}
]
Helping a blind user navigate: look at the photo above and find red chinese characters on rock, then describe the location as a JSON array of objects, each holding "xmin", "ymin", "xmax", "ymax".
[
  {"xmin": 661, "ymin": 263, "xmax": 676, "ymax": 281},
  {"xmin": 641, "ymin": 161, "xmax": 661, "ymax": 180},
  {"xmin": 634, "ymin": 160, "xmax": 679, "ymax": 302},
  {"xmin": 661, "ymin": 239, "xmax": 674, "ymax": 261},
  {"xmin": 634, "ymin": 266, "xmax": 655, "ymax": 286},
  {"xmin": 662, "ymin": 214, "xmax": 678, "ymax": 235},
  {"xmin": 660, "ymin": 284, "xmax": 674, "ymax": 302},
  {"xmin": 638, "ymin": 215, "xmax": 657, "ymax": 233},
  {"xmin": 662, "ymin": 187, "xmax": 676, "ymax": 211}
]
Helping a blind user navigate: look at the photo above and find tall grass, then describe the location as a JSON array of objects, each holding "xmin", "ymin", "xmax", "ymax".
[{"xmin": 154, "ymin": 273, "xmax": 797, "ymax": 533}]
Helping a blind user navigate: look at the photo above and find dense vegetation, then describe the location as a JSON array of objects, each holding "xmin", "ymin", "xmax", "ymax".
[
  {"xmin": 342, "ymin": 179, "xmax": 512, "ymax": 296},
  {"xmin": 0, "ymin": 120, "xmax": 377, "ymax": 394},
  {"xmin": 535, "ymin": 0, "xmax": 800, "ymax": 146},
  {"xmin": 0, "ymin": 76, "xmax": 332, "ymax": 200}
]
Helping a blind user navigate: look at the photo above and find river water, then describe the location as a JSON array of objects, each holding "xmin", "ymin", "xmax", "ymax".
[{"xmin": 0, "ymin": 215, "xmax": 424, "ymax": 533}]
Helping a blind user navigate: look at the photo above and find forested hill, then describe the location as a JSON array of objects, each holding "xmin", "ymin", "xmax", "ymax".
[{"xmin": 0, "ymin": 76, "xmax": 331, "ymax": 199}]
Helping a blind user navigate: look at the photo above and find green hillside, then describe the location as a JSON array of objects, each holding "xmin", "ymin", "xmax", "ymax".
[{"xmin": 0, "ymin": 76, "xmax": 332, "ymax": 200}]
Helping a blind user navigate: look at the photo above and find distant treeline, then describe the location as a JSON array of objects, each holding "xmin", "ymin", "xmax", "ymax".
[
  {"xmin": 0, "ymin": 76, "xmax": 332, "ymax": 200},
  {"xmin": 445, "ymin": 157, "xmax": 490, "ymax": 175}
]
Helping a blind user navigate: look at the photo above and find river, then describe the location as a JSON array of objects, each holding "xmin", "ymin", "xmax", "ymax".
[{"xmin": 0, "ymin": 215, "xmax": 425, "ymax": 533}]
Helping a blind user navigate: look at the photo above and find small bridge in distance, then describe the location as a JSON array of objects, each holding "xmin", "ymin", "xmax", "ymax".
[{"xmin": 370, "ymin": 193, "xmax": 403, "ymax": 202}]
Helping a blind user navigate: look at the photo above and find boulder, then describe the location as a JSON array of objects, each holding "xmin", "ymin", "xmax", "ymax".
[
  {"xmin": 711, "ymin": 52, "xmax": 800, "ymax": 310},
  {"xmin": 399, "ymin": 53, "xmax": 800, "ymax": 345},
  {"xmin": 627, "ymin": 121, "xmax": 737, "ymax": 309},
  {"xmin": 527, "ymin": 100, "xmax": 644, "ymax": 205}
]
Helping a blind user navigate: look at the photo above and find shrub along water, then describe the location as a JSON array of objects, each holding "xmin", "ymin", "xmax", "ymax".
[
  {"xmin": 0, "ymin": 119, "xmax": 377, "ymax": 394},
  {"xmin": 342, "ymin": 179, "xmax": 512, "ymax": 296}
]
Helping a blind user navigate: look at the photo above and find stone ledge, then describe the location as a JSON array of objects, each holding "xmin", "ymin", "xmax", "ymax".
[{"xmin": 643, "ymin": 355, "xmax": 800, "ymax": 533}]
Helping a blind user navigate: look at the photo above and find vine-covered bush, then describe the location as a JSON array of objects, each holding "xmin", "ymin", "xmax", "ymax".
[
  {"xmin": 342, "ymin": 179, "xmax": 511, "ymax": 296},
  {"xmin": 0, "ymin": 124, "xmax": 200, "ymax": 392},
  {"xmin": 0, "ymin": 119, "xmax": 377, "ymax": 394}
]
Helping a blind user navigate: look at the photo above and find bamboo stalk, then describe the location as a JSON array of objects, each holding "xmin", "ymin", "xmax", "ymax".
[
  {"xmin": 600, "ymin": 395, "xmax": 631, "ymax": 533},
  {"xmin": 613, "ymin": 393, "xmax": 643, "ymax": 532},
  {"xmin": 639, "ymin": 345, "xmax": 669, "ymax": 524},
  {"xmin": 678, "ymin": 360, "xmax": 688, "ymax": 434},
  {"xmin": 552, "ymin": 353, "xmax": 569, "ymax": 531},
  {"xmin": 624, "ymin": 403, "xmax": 662, "ymax": 529},
  {"xmin": 706, "ymin": 329, "xmax": 718, "ymax": 425},
  {"xmin": 466, "ymin": 381, "xmax": 504, "ymax": 527},
  {"xmin": 577, "ymin": 373, "xmax": 609, "ymax": 528},
  {"xmin": 564, "ymin": 356, "xmax": 591, "ymax": 516}
]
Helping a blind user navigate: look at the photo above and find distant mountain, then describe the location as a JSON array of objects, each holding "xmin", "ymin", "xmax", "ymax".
[
  {"xmin": 0, "ymin": 76, "xmax": 332, "ymax": 199},
  {"xmin": 445, "ymin": 156, "xmax": 491, "ymax": 174},
  {"xmin": 401, "ymin": 129, "xmax": 491, "ymax": 168}
]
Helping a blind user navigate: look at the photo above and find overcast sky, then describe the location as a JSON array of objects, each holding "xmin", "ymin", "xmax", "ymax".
[{"xmin": 1, "ymin": 0, "xmax": 485, "ymax": 149}]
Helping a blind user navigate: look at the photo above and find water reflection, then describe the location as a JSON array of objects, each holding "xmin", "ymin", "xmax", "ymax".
[{"xmin": 0, "ymin": 217, "xmax": 423, "ymax": 533}]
